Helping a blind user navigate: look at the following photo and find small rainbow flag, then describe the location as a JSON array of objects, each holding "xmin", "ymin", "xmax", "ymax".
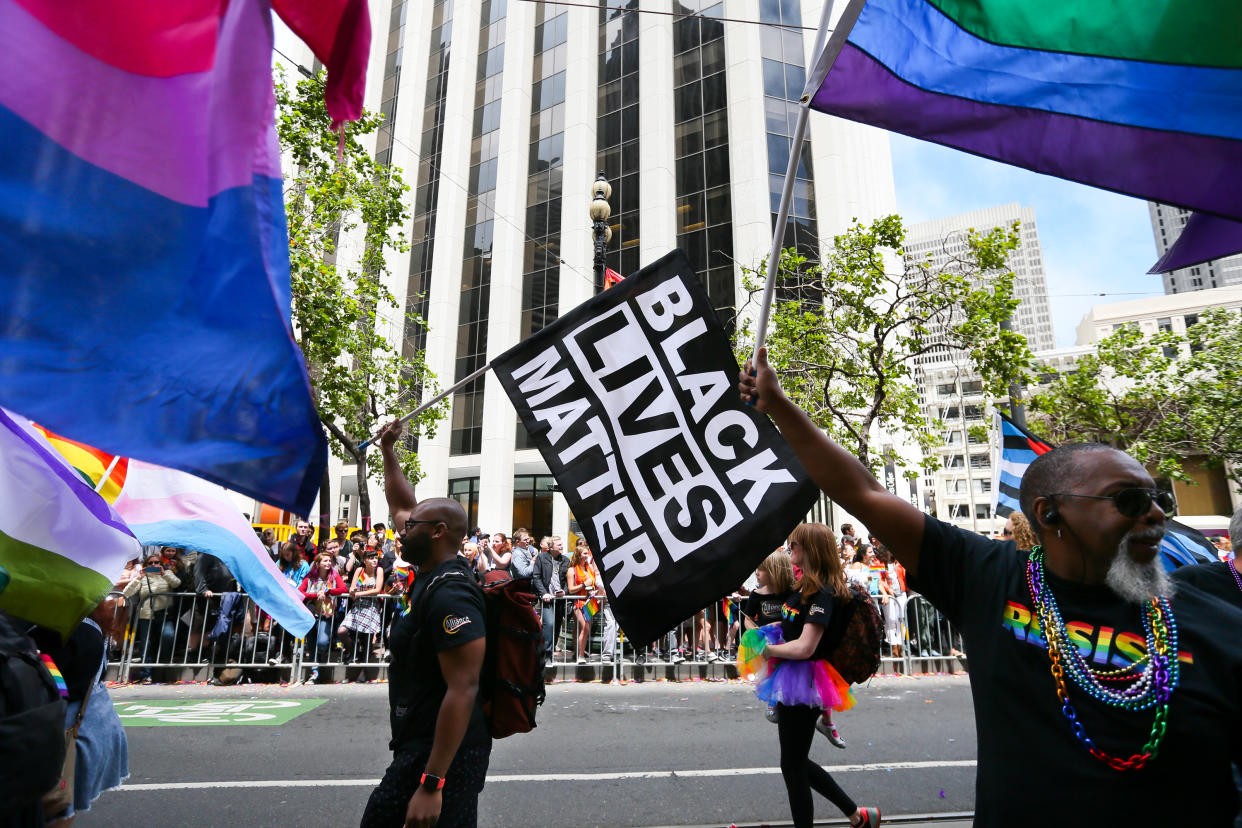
[
  {"xmin": 40, "ymin": 654, "xmax": 68, "ymax": 699},
  {"xmin": 721, "ymin": 598, "xmax": 733, "ymax": 627},
  {"xmin": 394, "ymin": 565, "xmax": 415, "ymax": 616},
  {"xmin": 582, "ymin": 596, "xmax": 601, "ymax": 623},
  {"xmin": 31, "ymin": 424, "xmax": 128, "ymax": 504}
]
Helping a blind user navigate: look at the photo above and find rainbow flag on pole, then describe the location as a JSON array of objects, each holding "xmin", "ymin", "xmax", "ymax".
[
  {"xmin": 806, "ymin": 0, "xmax": 1242, "ymax": 221},
  {"xmin": 582, "ymin": 596, "xmax": 602, "ymax": 624},
  {"xmin": 0, "ymin": 0, "xmax": 376, "ymax": 515},
  {"xmin": 0, "ymin": 408, "xmax": 141, "ymax": 637}
]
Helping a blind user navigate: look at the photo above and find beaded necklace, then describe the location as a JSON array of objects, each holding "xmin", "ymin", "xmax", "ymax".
[
  {"xmin": 1025, "ymin": 548, "xmax": 1179, "ymax": 771},
  {"xmin": 1229, "ymin": 559, "xmax": 1242, "ymax": 598}
]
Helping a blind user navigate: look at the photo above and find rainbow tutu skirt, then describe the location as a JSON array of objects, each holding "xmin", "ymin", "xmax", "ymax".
[{"xmin": 738, "ymin": 624, "xmax": 854, "ymax": 712}]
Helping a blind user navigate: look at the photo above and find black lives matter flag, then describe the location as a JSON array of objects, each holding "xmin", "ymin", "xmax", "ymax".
[{"xmin": 492, "ymin": 250, "xmax": 819, "ymax": 643}]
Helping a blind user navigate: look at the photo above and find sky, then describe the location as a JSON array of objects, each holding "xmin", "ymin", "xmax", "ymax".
[{"xmin": 888, "ymin": 134, "xmax": 1164, "ymax": 348}]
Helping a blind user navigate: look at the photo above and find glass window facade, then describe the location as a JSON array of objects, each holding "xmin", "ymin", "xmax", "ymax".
[
  {"xmin": 403, "ymin": 0, "xmax": 454, "ymax": 427},
  {"xmin": 512, "ymin": 474, "xmax": 555, "ymax": 539},
  {"xmin": 760, "ymin": 0, "xmax": 820, "ymax": 300},
  {"xmin": 597, "ymin": 0, "xmax": 640, "ymax": 280},
  {"xmin": 448, "ymin": 477, "xmax": 481, "ymax": 531},
  {"xmin": 517, "ymin": 7, "xmax": 568, "ymax": 450},
  {"xmin": 451, "ymin": 0, "xmax": 508, "ymax": 456},
  {"xmin": 673, "ymin": 1, "xmax": 734, "ymax": 319}
]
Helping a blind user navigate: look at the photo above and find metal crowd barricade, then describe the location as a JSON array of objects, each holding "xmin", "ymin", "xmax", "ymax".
[
  {"xmin": 107, "ymin": 585, "xmax": 965, "ymax": 684},
  {"xmin": 115, "ymin": 590, "xmax": 316, "ymax": 683}
]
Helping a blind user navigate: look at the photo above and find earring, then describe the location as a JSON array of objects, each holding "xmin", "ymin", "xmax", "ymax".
[{"xmin": 1056, "ymin": 529, "xmax": 1063, "ymax": 539}]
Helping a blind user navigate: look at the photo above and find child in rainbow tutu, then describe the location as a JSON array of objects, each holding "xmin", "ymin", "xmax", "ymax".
[{"xmin": 737, "ymin": 523, "xmax": 880, "ymax": 828}]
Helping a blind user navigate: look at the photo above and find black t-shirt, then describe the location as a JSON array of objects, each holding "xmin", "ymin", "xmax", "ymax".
[
  {"xmin": 1172, "ymin": 561, "xmax": 1242, "ymax": 611},
  {"xmin": 742, "ymin": 591, "xmax": 786, "ymax": 627},
  {"xmin": 386, "ymin": 557, "xmax": 490, "ymax": 753},
  {"xmin": 776, "ymin": 585, "xmax": 846, "ymax": 661},
  {"xmin": 910, "ymin": 514, "xmax": 1242, "ymax": 826}
]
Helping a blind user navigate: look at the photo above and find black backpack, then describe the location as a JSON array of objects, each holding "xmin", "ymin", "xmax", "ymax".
[
  {"xmin": 419, "ymin": 569, "xmax": 546, "ymax": 738},
  {"xmin": 825, "ymin": 583, "xmax": 884, "ymax": 684},
  {"xmin": 0, "ymin": 612, "xmax": 67, "ymax": 814}
]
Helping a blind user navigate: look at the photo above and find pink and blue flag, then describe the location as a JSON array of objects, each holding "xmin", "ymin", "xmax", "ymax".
[
  {"xmin": 806, "ymin": 0, "xmax": 1242, "ymax": 222},
  {"xmin": 0, "ymin": 0, "xmax": 370, "ymax": 515},
  {"xmin": 113, "ymin": 459, "xmax": 314, "ymax": 638}
]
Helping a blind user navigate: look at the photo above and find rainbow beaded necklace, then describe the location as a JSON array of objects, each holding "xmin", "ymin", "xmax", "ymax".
[{"xmin": 1026, "ymin": 548, "xmax": 1179, "ymax": 771}]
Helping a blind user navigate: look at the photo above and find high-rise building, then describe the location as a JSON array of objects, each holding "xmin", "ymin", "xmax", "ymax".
[
  {"xmin": 902, "ymin": 204, "xmax": 1055, "ymax": 533},
  {"xmin": 275, "ymin": 0, "xmax": 896, "ymax": 537},
  {"xmin": 1148, "ymin": 202, "xmax": 1242, "ymax": 294}
]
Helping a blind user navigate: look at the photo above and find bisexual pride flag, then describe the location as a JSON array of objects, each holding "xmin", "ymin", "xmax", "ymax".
[
  {"xmin": 0, "ymin": 0, "xmax": 357, "ymax": 515},
  {"xmin": 806, "ymin": 0, "xmax": 1242, "ymax": 221}
]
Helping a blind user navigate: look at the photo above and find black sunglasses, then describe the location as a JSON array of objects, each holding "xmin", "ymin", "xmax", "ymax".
[
  {"xmin": 404, "ymin": 518, "xmax": 444, "ymax": 531},
  {"xmin": 1050, "ymin": 487, "xmax": 1175, "ymax": 519}
]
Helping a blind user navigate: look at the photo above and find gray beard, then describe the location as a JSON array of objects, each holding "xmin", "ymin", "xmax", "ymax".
[{"xmin": 1107, "ymin": 531, "xmax": 1174, "ymax": 604}]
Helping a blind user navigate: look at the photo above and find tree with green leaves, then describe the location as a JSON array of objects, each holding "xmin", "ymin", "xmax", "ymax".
[
  {"xmin": 732, "ymin": 214, "xmax": 1033, "ymax": 475},
  {"xmin": 277, "ymin": 67, "xmax": 444, "ymax": 533},
  {"xmin": 1028, "ymin": 306, "xmax": 1242, "ymax": 494}
]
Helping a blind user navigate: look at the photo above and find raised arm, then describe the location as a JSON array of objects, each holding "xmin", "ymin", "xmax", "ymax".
[
  {"xmin": 377, "ymin": 418, "xmax": 418, "ymax": 521},
  {"xmin": 740, "ymin": 348, "xmax": 927, "ymax": 578}
]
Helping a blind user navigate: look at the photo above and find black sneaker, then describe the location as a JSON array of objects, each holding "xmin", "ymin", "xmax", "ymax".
[{"xmin": 635, "ymin": 652, "xmax": 647, "ymax": 665}]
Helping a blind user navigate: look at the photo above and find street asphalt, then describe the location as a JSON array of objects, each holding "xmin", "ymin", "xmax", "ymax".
[{"xmin": 82, "ymin": 675, "xmax": 976, "ymax": 827}]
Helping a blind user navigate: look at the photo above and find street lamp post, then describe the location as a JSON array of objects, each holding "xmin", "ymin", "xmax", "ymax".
[{"xmin": 590, "ymin": 172, "xmax": 612, "ymax": 291}]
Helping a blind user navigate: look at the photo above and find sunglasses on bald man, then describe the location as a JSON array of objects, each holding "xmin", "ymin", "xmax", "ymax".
[{"xmin": 1049, "ymin": 487, "xmax": 1174, "ymax": 519}]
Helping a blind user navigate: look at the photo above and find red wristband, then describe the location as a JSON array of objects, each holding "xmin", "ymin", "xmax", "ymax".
[{"xmin": 419, "ymin": 772, "xmax": 446, "ymax": 792}]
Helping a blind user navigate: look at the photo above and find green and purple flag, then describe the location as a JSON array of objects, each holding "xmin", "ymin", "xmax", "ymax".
[
  {"xmin": 0, "ymin": 408, "xmax": 141, "ymax": 636},
  {"xmin": 807, "ymin": 0, "xmax": 1242, "ymax": 221}
]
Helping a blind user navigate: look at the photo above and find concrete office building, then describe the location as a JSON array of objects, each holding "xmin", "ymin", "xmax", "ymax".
[
  {"xmin": 273, "ymin": 0, "xmax": 897, "ymax": 537},
  {"xmin": 901, "ymin": 204, "xmax": 1056, "ymax": 533},
  {"xmin": 1149, "ymin": 202, "xmax": 1242, "ymax": 295}
]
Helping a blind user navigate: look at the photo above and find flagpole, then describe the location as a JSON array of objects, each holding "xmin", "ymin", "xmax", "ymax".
[
  {"xmin": 356, "ymin": 361, "xmax": 493, "ymax": 451},
  {"xmin": 750, "ymin": 0, "xmax": 866, "ymax": 364},
  {"xmin": 94, "ymin": 454, "xmax": 122, "ymax": 494}
]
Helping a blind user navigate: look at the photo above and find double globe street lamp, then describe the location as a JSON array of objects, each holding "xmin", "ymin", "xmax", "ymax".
[{"xmin": 589, "ymin": 172, "xmax": 612, "ymax": 291}]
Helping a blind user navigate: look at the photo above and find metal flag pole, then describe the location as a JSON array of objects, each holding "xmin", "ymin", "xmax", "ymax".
[
  {"xmin": 750, "ymin": 0, "xmax": 867, "ymax": 364},
  {"xmin": 94, "ymin": 454, "xmax": 122, "ymax": 493},
  {"xmin": 356, "ymin": 361, "xmax": 493, "ymax": 451}
]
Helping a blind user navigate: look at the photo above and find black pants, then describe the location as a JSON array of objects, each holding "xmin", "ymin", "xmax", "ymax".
[
  {"xmin": 777, "ymin": 704, "xmax": 857, "ymax": 828},
  {"xmin": 360, "ymin": 742, "xmax": 491, "ymax": 828}
]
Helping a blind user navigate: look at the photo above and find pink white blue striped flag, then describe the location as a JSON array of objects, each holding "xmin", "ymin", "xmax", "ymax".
[{"xmin": 113, "ymin": 460, "xmax": 314, "ymax": 637}]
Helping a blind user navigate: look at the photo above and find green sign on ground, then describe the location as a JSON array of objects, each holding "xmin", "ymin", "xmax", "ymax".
[{"xmin": 114, "ymin": 698, "xmax": 327, "ymax": 726}]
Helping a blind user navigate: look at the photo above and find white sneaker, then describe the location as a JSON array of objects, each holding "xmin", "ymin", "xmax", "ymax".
[{"xmin": 817, "ymin": 718, "xmax": 847, "ymax": 748}]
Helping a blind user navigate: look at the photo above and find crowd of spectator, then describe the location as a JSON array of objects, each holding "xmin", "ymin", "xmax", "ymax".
[{"xmin": 103, "ymin": 517, "xmax": 969, "ymax": 684}]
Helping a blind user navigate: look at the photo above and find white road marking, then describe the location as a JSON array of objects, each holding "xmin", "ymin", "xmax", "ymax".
[{"xmin": 117, "ymin": 760, "xmax": 977, "ymax": 791}]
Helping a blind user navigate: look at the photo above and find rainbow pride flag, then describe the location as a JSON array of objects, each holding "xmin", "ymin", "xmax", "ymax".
[
  {"xmin": 0, "ymin": 408, "xmax": 141, "ymax": 637},
  {"xmin": 807, "ymin": 0, "xmax": 1242, "ymax": 220},
  {"xmin": 0, "ymin": 0, "xmax": 372, "ymax": 515},
  {"xmin": 582, "ymin": 596, "xmax": 602, "ymax": 624},
  {"xmin": 720, "ymin": 597, "xmax": 733, "ymax": 627},
  {"xmin": 30, "ymin": 425, "xmax": 128, "ymax": 505},
  {"xmin": 113, "ymin": 460, "xmax": 314, "ymax": 638}
]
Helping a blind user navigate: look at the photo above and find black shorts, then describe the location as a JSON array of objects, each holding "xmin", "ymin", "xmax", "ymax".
[{"xmin": 360, "ymin": 742, "xmax": 491, "ymax": 828}]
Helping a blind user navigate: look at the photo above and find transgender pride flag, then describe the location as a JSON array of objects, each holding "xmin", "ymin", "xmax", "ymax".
[
  {"xmin": 805, "ymin": 0, "xmax": 1242, "ymax": 221},
  {"xmin": 0, "ymin": 0, "xmax": 345, "ymax": 515},
  {"xmin": 114, "ymin": 460, "xmax": 314, "ymax": 638}
]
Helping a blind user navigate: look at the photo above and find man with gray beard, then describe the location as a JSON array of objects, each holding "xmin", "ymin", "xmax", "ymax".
[{"xmin": 741, "ymin": 349, "xmax": 1242, "ymax": 827}]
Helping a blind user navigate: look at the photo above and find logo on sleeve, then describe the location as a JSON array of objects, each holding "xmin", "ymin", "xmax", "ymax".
[
  {"xmin": 443, "ymin": 615, "xmax": 473, "ymax": 634},
  {"xmin": 809, "ymin": 605, "xmax": 825, "ymax": 616}
]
